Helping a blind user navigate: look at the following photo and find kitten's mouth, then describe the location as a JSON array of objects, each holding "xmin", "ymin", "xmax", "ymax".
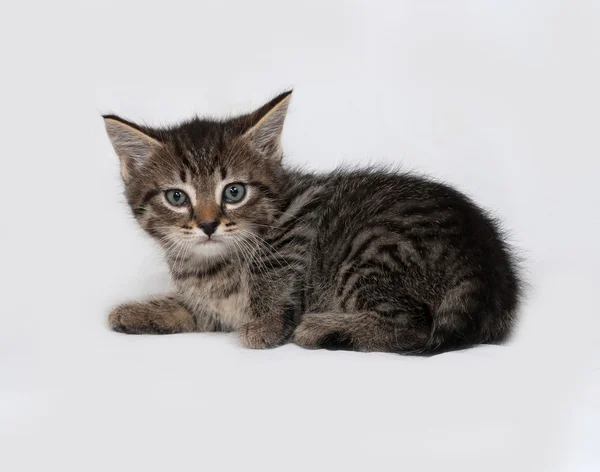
[{"xmin": 197, "ymin": 238, "xmax": 221, "ymax": 245}]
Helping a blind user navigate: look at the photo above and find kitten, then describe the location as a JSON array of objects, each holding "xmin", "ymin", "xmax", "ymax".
[{"xmin": 103, "ymin": 91, "xmax": 522, "ymax": 353}]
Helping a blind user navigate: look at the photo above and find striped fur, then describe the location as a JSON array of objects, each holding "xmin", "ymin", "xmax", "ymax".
[{"xmin": 104, "ymin": 91, "xmax": 522, "ymax": 353}]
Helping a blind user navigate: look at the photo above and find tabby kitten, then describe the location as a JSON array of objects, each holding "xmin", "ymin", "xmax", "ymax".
[{"xmin": 104, "ymin": 91, "xmax": 521, "ymax": 353}]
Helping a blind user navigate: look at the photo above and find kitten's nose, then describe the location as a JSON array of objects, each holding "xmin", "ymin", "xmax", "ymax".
[{"xmin": 198, "ymin": 220, "xmax": 220, "ymax": 237}]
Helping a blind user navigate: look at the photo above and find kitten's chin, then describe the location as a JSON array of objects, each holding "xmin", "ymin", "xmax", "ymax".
[{"xmin": 189, "ymin": 240, "xmax": 228, "ymax": 259}]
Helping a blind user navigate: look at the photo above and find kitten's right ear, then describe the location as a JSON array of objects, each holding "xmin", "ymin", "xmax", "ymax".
[{"xmin": 103, "ymin": 115, "xmax": 163, "ymax": 182}]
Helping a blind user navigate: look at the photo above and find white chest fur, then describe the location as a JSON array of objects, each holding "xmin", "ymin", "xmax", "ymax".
[{"xmin": 176, "ymin": 275, "xmax": 250, "ymax": 330}]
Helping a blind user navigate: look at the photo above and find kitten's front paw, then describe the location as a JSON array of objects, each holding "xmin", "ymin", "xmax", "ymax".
[
  {"xmin": 109, "ymin": 305, "xmax": 137, "ymax": 334},
  {"xmin": 108, "ymin": 299, "xmax": 193, "ymax": 335},
  {"xmin": 109, "ymin": 303, "xmax": 159, "ymax": 334},
  {"xmin": 293, "ymin": 313, "xmax": 327, "ymax": 349},
  {"xmin": 239, "ymin": 319, "xmax": 291, "ymax": 349}
]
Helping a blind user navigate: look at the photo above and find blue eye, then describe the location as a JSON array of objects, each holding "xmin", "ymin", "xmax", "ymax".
[
  {"xmin": 223, "ymin": 183, "xmax": 246, "ymax": 203},
  {"xmin": 165, "ymin": 189, "xmax": 189, "ymax": 206}
]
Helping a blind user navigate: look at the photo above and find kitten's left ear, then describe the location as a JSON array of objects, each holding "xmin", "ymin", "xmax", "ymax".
[
  {"xmin": 103, "ymin": 115, "xmax": 163, "ymax": 182},
  {"xmin": 242, "ymin": 90, "xmax": 292, "ymax": 162}
]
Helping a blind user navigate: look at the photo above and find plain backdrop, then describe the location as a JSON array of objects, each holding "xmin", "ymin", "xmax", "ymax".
[{"xmin": 1, "ymin": 1, "xmax": 598, "ymax": 471}]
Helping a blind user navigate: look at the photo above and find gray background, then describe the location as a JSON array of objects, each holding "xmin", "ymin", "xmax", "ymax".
[{"xmin": 1, "ymin": 1, "xmax": 598, "ymax": 471}]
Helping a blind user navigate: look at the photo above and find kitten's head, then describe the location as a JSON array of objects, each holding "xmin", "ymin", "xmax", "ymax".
[{"xmin": 103, "ymin": 91, "xmax": 291, "ymax": 263}]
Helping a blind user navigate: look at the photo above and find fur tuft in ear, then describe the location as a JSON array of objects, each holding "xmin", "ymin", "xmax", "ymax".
[
  {"xmin": 103, "ymin": 116, "xmax": 163, "ymax": 182},
  {"xmin": 242, "ymin": 90, "xmax": 292, "ymax": 162}
]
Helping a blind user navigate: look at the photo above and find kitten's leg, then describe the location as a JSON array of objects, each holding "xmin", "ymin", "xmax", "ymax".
[
  {"xmin": 239, "ymin": 314, "xmax": 295, "ymax": 349},
  {"xmin": 109, "ymin": 295, "xmax": 199, "ymax": 334},
  {"xmin": 239, "ymin": 270, "xmax": 299, "ymax": 349},
  {"xmin": 294, "ymin": 278, "xmax": 497, "ymax": 353},
  {"xmin": 293, "ymin": 311, "xmax": 431, "ymax": 354}
]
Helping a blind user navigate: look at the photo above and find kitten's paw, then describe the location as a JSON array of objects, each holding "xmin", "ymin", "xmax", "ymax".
[
  {"xmin": 108, "ymin": 299, "xmax": 193, "ymax": 335},
  {"xmin": 239, "ymin": 320, "xmax": 290, "ymax": 349},
  {"xmin": 109, "ymin": 304, "xmax": 161, "ymax": 334},
  {"xmin": 108, "ymin": 306, "xmax": 139, "ymax": 334},
  {"xmin": 293, "ymin": 313, "xmax": 353, "ymax": 350}
]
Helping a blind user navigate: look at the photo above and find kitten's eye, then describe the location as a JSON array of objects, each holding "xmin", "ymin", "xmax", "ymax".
[
  {"xmin": 223, "ymin": 183, "xmax": 246, "ymax": 203},
  {"xmin": 165, "ymin": 189, "xmax": 189, "ymax": 206}
]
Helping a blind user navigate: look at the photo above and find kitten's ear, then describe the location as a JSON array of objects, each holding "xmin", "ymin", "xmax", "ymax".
[
  {"xmin": 103, "ymin": 115, "xmax": 163, "ymax": 182},
  {"xmin": 242, "ymin": 90, "xmax": 292, "ymax": 162}
]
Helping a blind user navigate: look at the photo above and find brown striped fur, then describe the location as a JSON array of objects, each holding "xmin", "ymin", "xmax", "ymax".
[{"xmin": 103, "ymin": 91, "xmax": 522, "ymax": 353}]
